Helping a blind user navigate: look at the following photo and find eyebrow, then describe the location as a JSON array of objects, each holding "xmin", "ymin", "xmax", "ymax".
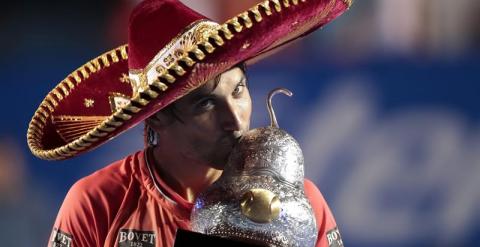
[{"xmin": 187, "ymin": 74, "xmax": 246, "ymax": 104}]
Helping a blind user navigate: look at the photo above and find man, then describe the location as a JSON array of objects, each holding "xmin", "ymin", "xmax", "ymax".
[{"xmin": 27, "ymin": 0, "xmax": 352, "ymax": 246}]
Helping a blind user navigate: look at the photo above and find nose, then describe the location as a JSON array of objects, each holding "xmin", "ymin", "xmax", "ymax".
[{"xmin": 221, "ymin": 99, "xmax": 243, "ymax": 132}]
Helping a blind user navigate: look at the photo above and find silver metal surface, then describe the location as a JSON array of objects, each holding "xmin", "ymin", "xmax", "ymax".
[{"xmin": 191, "ymin": 88, "xmax": 318, "ymax": 247}]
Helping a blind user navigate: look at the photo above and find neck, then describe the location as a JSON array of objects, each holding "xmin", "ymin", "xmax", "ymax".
[{"xmin": 149, "ymin": 147, "xmax": 222, "ymax": 203}]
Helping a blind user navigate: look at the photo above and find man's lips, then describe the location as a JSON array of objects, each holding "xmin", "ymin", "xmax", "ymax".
[{"xmin": 218, "ymin": 133, "xmax": 242, "ymax": 149}]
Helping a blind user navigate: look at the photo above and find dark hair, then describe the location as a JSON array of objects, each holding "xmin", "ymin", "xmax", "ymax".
[{"xmin": 144, "ymin": 62, "xmax": 247, "ymax": 146}]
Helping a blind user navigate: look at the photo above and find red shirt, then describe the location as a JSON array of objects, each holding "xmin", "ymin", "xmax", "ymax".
[{"xmin": 49, "ymin": 150, "xmax": 342, "ymax": 247}]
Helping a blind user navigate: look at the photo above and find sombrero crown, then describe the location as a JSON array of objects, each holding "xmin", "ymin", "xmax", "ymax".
[{"xmin": 27, "ymin": 0, "xmax": 352, "ymax": 160}]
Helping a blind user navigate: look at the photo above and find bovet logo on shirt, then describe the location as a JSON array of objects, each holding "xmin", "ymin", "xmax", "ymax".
[
  {"xmin": 118, "ymin": 229, "xmax": 156, "ymax": 247},
  {"xmin": 326, "ymin": 227, "xmax": 344, "ymax": 247},
  {"xmin": 50, "ymin": 228, "xmax": 72, "ymax": 247}
]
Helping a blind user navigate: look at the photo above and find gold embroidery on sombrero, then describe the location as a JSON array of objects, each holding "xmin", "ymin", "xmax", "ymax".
[
  {"xmin": 108, "ymin": 92, "xmax": 132, "ymax": 113},
  {"xmin": 84, "ymin": 98, "xmax": 95, "ymax": 108},
  {"xmin": 155, "ymin": 65, "xmax": 167, "ymax": 76},
  {"xmin": 144, "ymin": 20, "xmax": 217, "ymax": 72},
  {"xmin": 52, "ymin": 115, "xmax": 109, "ymax": 143},
  {"xmin": 119, "ymin": 73, "xmax": 132, "ymax": 84},
  {"xmin": 241, "ymin": 42, "xmax": 251, "ymax": 50},
  {"xmin": 119, "ymin": 73, "xmax": 144, "ymax": 98},
  {"xmin": 174, "ymin": 62, "xmax": 229, "ymax": 102},
  {"xmin": 343, "ymin": 0, "xmax": 353, "ymax": 8},
  {"xmin": 28, "ymin": 45, "xmax": 128, "ymax": 159},
  {"xmin": 128, "ymin": 20, "xmax": 219, "ymax": 94},
  {"xmin": 122, "ymin": 71, "xmax": 148, "ymax": 97}
]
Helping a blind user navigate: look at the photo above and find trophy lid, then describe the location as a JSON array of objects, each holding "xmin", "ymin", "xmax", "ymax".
[{"xmin": 222, "ymin": 88, "xmax": 304, "ymax": 188}]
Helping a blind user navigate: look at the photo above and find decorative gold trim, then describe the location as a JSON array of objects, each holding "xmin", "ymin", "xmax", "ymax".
[
  {"xmin": 151, "ymin": 80, "xmax": 168, "ymax": 92},
  {"xmin": 91, "ymin": 129, "xmax": 108, "ymax": 138},
  {"xmin": 86, "ymin": 63, "xmax": 96, "ymax": 73},
  {"xmin": 133, "ymin": 22, "xmax": 217, "ymax": 71},
  {"xmin": 134, "ymin": 97, "xmax": 149, "ymax": 106},
  {"xmin": 65, "ymin": 79, "xmax": 75, "ymax": 90},
  {"xmin": 30, "ymin": 119, "xmax": 43, "ymax": 129},
  {"xmin": 200, "ymin": 41, "xmax": 215, "ymax": 53},
  {"xmin": 124, "ymin": 105, "xmax": 141, "ymax": 113},
  {"xmin": 83, "ymin": 98, "xmax": 94, "ymax": 108},
  {"xmin": 98, "ymin": 125, "xmax": 115, "ymax": 132},
  {"xmin": 239, "ymin": 12, "xmax": 253, "ymax": 28},
  {"xmin": 144, "ymin": 21, "xmax": 213, "ymax": 73},
  {"xmin": 127, "ymin": 20, "xmax": 219, "ymax": 99},
  {"xmin": 179, "ymin": 56, "xmax": 195, "ymax": 67},
  {"xmin": 79, "ymin": 67, "xmax": 89, "ymax": 79},
  {"xmin": 191, "ymin": 48, "xmax": 206, "ymax": 60},
  {"xmin": 271, "ymin": 0, "xmax": 282, "ymax": 12},
  {"xmin": 344, "ymin": 0, "xmax": 353, "ymax": 8},
  {"xmin": 41, "ymin": 101, "xmax": 54, "ymax": 113},
  {"xmin": 119, "ymin": 73, "xmax": 131, "ymax": 83},
  {"xmin": 219, "ymin": 25, "xmax": 234, "ymax": 40},
  {"xmin": 259, "ymin": 1, "xmax": 273, "ymax": 16},
  {"xmin": 143, "ymin": 89, "xmax": 159, "ymax": 99},
  {"xmin": 106, "ymin": 118, "xmax": 123, "ymax": 127},
  {"xmin": 58, "ymin": 83, "xmax": 69, "ymax": 96},
  {"xmin": 28, "ymin": 0, "xmax": 349, "ymax": 160},
  {"xmin": 38, "ymin": 109, "xmax": 49, "ymax": 119},
  {"xmin": 27, "ymin": 45, "xmax": 128, "ymax": 160},
  {"xmin": 210, "ymin": 33, "xmax": 224, "ymax": 46},
  {"xmin": 46, "ymin": 94, "xmax": 58, "ymax": 107},
  {"xmin": 160, "ymin": 73, "xmax": 176, "ymax": 83},
  {"xmin": 108, "ymin": 92, "xmax": 131, "ymax": 113},
  {"xmin": 250, "ymin": 6, "xmax": 263, "ymax": 22},
  {"xmin": 171, "ymin": 64, "xmax": 186, "ymax": 76},
  {"xmin": 101, "ymin": 55, "xmax": 110, "ymax": 67},
  {"xmin": 53, "ymin": 90, "xmax": 63, "ymax": 101},
  {"xmin": 52, "ymin": 115, "xmax": 108, "ymax": 143},
  {"xmin": 226, "ymin": 18, "xmax": 243, "ymax": 33}
]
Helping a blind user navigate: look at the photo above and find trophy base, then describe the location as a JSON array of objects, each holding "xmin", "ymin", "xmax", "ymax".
[{"xmin": 174, "ymin": 229, "xmax": 267, "ymax": 247}]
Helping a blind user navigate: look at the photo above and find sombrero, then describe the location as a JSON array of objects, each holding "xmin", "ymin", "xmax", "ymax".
[{"xmin": 27, "ymin": 0, "xmax": 352, "ymax": 160}]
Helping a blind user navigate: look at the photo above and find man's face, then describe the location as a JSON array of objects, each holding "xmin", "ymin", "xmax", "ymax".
[{"xmin": 154, "ymin": 67, "xmax": 252, "ymax": 169}]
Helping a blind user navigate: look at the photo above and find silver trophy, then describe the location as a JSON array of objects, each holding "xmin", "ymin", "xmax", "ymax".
[{"xmin": 191, "ymin": 88, "xmax": 317, "ymax": 247}]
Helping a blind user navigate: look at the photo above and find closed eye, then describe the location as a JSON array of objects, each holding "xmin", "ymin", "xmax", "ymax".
[{"xmin": 195, "ymin": 97, "xmax": 215, "ymax": 111}]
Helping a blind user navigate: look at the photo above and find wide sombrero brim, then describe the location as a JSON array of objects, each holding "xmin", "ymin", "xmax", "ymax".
[{"xmin": 27, "ymin": 0, "xmax": 352, "ymax": 160}]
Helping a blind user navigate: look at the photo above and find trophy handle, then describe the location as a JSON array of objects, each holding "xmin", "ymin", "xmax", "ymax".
[{"xmin": 267, "ymin": 88, "xmax": 293, "ymax": 128}]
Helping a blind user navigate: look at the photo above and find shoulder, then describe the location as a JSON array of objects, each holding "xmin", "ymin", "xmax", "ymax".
[
  {"xmin": 303, "ymin": 179, "xmax": 333, "ymax": 222},
  {"xmin": 50, "ymin": 151, "xmax": 143, "ymax": 247},
  {"xmin": 64, "ymin": 150, "xmax": 144, "ymax": 215},
  {"xmin": 303, "ymin": 179, "xmax": 328, "ymax": 210},
  {"xmin": 71, "ymin": 153, "xmax": 137, "ymax": 197},
  {"xmin": 303, "ymin": 178, "xmax": 343, "ymax": 247}
]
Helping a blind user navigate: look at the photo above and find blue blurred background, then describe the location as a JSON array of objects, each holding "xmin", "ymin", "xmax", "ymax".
[{"xmin": 1, "ymin": 0, "xmax": 479, "ymax": 246}]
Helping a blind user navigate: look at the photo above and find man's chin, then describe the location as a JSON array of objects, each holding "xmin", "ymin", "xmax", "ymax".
[
  {"xmin": 208, "ymin": 152, "xmax": 232, "ymax": 170},
  {"xmin": 210, "ymin": 141, "xmax": 237, "ymax": 167},
  {"xmin": 209, "ymin": 163, "xmax": 226, "ymax": 171},
  {"xmin": 210, "ymin": 158, "xmax": 228, "ymax": 170}
]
